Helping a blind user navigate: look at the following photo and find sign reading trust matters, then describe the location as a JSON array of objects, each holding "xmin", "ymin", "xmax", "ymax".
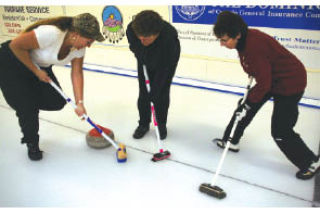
[{"xmin": 172, "ymin": 5, "xmax": 320, "ymax": 31}]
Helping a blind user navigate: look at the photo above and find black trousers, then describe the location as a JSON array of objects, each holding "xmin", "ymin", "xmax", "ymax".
[
  {"xmin": 136, "ymin": 62, "xmax": 177, "ymax": 127},
  {"xmin": 222, "ymin": 91, "xmax": 317, "ymax": 170},
  {"xmin": 0, "ymin": 41, "xmax": 66, "ymax": 145}
]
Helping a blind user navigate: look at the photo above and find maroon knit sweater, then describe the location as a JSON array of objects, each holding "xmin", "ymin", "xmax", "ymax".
[{"xmin": 238, "ymin": 29, "xmax": 307, "ymax": 104}]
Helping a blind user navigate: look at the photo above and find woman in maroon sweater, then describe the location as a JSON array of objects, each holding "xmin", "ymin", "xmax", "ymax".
[{"xmin": 212, "ymin": 11, "xmax": 319, "ymax": 180}]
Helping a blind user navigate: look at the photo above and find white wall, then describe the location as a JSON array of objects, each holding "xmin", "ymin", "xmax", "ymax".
[{"xmin": 84, "ymin": 46, "xmax": 320, "ymax": 99}]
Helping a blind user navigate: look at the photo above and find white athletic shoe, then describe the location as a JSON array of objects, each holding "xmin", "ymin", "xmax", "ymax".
[{"xmin": 213, "ymin": 138, "xmax": 240, "ymax": 152}]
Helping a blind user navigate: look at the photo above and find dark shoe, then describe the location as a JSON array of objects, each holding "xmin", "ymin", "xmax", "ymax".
[
  {"xmin": 133, "ymin": 125, "xmax": 149, "ymax": 139},
  {"xmin": 27, "ymin": 143, "xmax": 43, "ymax": 161},
  {"xmin": 296, "ymin": 156, "xmax": 320, "ymax": 180},
  {"xmin": 213, "ymin": 138, "xmax": 240, "ymax": 152},
  {"xmin": 159, "ymin": 125, "xmax": 167, "ymax": 140}
]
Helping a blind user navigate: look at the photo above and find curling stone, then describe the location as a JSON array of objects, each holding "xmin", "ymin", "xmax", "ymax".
[{"xmin": 86, "ymin": 125, "xmax": 115, "ymax": 149}]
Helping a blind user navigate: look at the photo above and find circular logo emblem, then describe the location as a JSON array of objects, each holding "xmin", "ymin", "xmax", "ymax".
[
  {"xmin": 175, "ymin": 6, "xmax": 206, "ymax": 21},
  {"xmin": 102, "ymin": 6, "xmax": 124, "ymax": 43}
]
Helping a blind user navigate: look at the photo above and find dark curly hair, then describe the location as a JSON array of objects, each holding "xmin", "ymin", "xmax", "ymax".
[
  {"xmin": 213, "ymin": 11, "xmax": 248, "ymax": 39},
  {"xmin": 132, "ymin": 10, "xmax": 163, "ymax": 37}
]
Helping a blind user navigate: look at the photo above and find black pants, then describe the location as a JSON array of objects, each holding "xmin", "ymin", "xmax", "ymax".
[
  {"xmin": 222, "ymin": 92, "xmax": 317, "ymax": 170},
  {"xmin": 0, "ymin": 41, "xmax": 66, "ymax": 145},
  {"xmin": 136, "ymin": 62, "xmax": 177, "ymax": 127}
]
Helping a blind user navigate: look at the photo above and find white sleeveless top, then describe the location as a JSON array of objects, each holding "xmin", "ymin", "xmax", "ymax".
[{"xmin": 31, "ymin": 25, "xmax": 85, "ymax": 68}]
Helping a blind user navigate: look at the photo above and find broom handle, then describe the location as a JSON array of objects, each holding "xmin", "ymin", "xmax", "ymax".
[
  {"xmin": 211, "ymin": 76, "xmax": 253, "ymax": 186},
  {"xmin": 49, "ymin": 81, "xmax": 119, "ymax": 150},
  {"xmin": 143, "ymin": 65, "xmax": 164, "ymax": 153}
]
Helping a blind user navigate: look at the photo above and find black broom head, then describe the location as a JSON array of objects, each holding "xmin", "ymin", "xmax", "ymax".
[
  {"xmin": 151, "ymin": 150, "xmax": 171, "ymax": 162},
  {"xmin": 199, "ymin": 183, "xmax": 226, "ymax": 199}
]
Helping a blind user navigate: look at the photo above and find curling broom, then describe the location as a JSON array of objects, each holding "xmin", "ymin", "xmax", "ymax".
[
  {"xmin": 143, "ymin": 65, "xmax": 171, "ymax": 162},
  {"xmin": 49, "ymin": 81, "xmax": 127, "ymax": 163},
  {"xmin": 199, "ymin": 76, "xmax": 253, "ymax": 199}
]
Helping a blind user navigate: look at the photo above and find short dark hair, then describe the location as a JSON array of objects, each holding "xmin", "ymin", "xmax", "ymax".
[
  {"xmin": 213, "ymin": 11, "xmax": 248, "ymax": 39},
  {"xmin": 132, "ymin": 10, "xmax": 163, "ymax": 37}
]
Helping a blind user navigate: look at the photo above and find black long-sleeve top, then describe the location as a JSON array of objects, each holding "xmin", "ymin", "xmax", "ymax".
[{"xmin": 126, "ymin": 21, "xmax": 180, "ymax": 99}]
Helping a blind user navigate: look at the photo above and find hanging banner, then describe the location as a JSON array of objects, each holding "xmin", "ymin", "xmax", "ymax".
[
  {"xmin": 172, "ymin": 5, "xmax": 320, "ymax": 30},
  {"xmin": 0, "ymin": 5, "xmax": 64, "ymax": 37},
  {"xmin": 171, "ymin": 5, "xmax": 320, "ymax": 70}
]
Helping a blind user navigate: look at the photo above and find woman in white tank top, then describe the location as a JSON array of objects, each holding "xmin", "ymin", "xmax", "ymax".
[{"xmin": 0, "ymin": 13, "xmax": 105, "ymax": 160}]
